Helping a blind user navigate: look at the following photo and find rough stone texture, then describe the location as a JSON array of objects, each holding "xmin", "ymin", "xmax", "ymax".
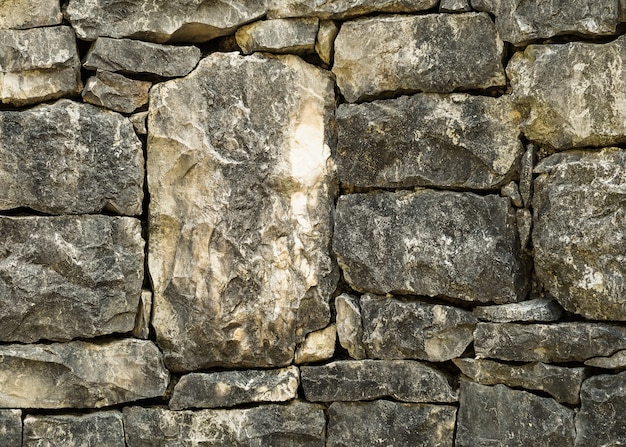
[
  {"xmin": 82, "ymin": 71, "xmax": 151, "ymax": 114},
  {"xmin": 516, "ymin": 208, "xmax": 532, "ymax": 250},
  {"xmin": 336, "ymin": 94, "xmax": 522, "ymax": 189},
  {"xmin": 132, "ymin": 290, "xmax": 153, "ymax": 339},
  {"xmin": 0, "ymin": 100, "xmax": 143, "ymax": 215},
  {"xmin": 236, "ymin": 18, "xmax": 319, "ymax": 55},
  {"xmin": 520, "ymin": 144, "xmax": 535, "ymax": 207},
  {"xmin": 360, "ymin": 294, "xmax": 476, "ymax": 362},
  {"xmin": 0, "ymin": 216, "xmax": 144, "ymax": 343},
  {"xmin": 327, "ymin": 401, "xmax": 456, "ymax": 447},
  {"xmin": 124, "ymin": 402, "xmax": 326, "ymax": 447},
  {"xmin": 533, "ymin": 148, "xmax": 626, "ymax": 320},
  {"xmin": 441, "ymin": 0, "xmax": 472, "ymax": 12},
  {"xmin": 268, "ymin": 0, "xmax": 438, "ymax": 19},
  {"xmin": 471, "ymin": 0, "xmax": 620, "ymax": 45},
  {"xmin": 148, "ymin": 52, "xmax": 338, "ymax": 372},
  {"xmin": 0, "ymin": 0, "xmax": 62, "ymax": 29},
  {"xmin": 0, "ymin": 410, "xmax": 21, "ymax": 447},
  {"xmin": 0, "ymin": 26, "xmax": 81, "ymax": 106},
  {"xmin": 23, "ymin": 412, "xmax": 125, "ymax": 447},
  {"xmin": 576, "ymin": 371, "xmax": 626, "ymax": 446},
  {"xmin": 454, "ymin": 358, "xmax": 584, "ymax": 404},
  {"xmin": 66, "ymin": 0, "xmax": 267, "ymax": 43},
  {"xmin": 301, "ymin": 360, "xmax": 457, "ymax": 403},
  {"xmin": 169, "ymin": 366, "xmax": 299, "ymax": 410},
  {"xmin": 508, "ymin": 36, "xmax": 626, "ymax": 149},
  {"xmin": 295, "ymin": 325, "xmax": 336, "ymax": 364},
  {"xmin": 473, "ymin": 299, "xmax": 562, "ymax": 323},
  {"xmin": 334, "ymin": 190, "xmax": 527, "ymax": 303},
  {"xmin": 0, "ymin": 339, "xmax": 169, "ymax": 408},
  {"xmin": 474, "ymin": 322, "xmax": 626, "ymax": 363},
  {"xmin": 333, "ymin": 13, "xmax": 505, "ymax": 103},
  {"xmin": 502, "ymin": 182, "xmax": 523, "ymax": 207},
  {"xmin": 130, "ymin": 111, "xmax": 148, "ymax": 135},
  {"xmin": 335, "ymin": 294, "xmax": 366, "ymax": 359},
  {"xmin": 456, "ymin": 381, "xmax": 575, "ymax": 447},
  {"xmin": 83, "ymin": 38, "xmax": 201, "ymax": 78},
  {"xmin": 315, "ymin": 20, "xmax": 338, "ymax": 65},
  {"xmin": 585, "ymin": 350, "xmax": 626, "ymax": 369}
]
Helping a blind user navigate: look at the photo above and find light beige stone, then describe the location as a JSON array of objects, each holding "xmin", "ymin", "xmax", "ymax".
[
  {"xmin": 236, "ymin": 18, "xmax": 319, "ymax": 55},
  {"xmin": 82, "ymin": 71, "xmax": 151, "ymax": 114},
  {"xmin": 335, "ymin": 294, "xmax": 366, "ymax": 359},
  {"xmin": 295, "ymin": 325, "xmax": 336, "ymax": 364},
  {"xmin": 268, "ymin": 0, "xmax": 438, "ymax": 20},
  {"xmin": 0, "ymin": 0, "xmax": 62, "ymax": 29}
]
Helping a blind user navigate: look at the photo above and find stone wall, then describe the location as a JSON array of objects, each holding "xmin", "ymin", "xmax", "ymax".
[{"xmin": 0, "ymin": 1, "xmax": 625, "ymax": 446}]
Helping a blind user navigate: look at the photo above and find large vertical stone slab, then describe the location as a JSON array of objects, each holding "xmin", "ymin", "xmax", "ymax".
[
  {"xmin": 0, "ymin": 216, "xmax": 144, "ymax": 343},
  {"xmin": 533, "ymin": 148, "xmax": 626, "ymax": 320},
  {"xmin": 508, "ymin": 36, "xmax": 626, "ymax": 149},
  {"xmin": 148, "ymin": 52, "xmax": 337, "ymax": 372},
  {"xmin": 333, "ymin": 190, "xmax": 528, "ymax": 303},
  {"xmin": 0, "ymin": 410, "xmax": 21, "ymax": 447},
  {"xmin": 23, "ymin": 412, "xmax": 125, "ymax": 447},
  {"xmin": 333, "ymin": 13, "xmax": 505, "ymax": 102}
]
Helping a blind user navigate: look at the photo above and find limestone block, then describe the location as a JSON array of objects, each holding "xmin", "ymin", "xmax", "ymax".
[
  {"xmin": 508, "ymin": 36, "xmax": 626, "ymax": 149},
  {"xmin": 0, "ymin": 0, "xmax": 61, "ymax": 29},
  {"xmin": 516, "ymin": 208, "xmax": 532, "ymax": 250},
  {"xmin": 130, "ymin": 111, "xmax": 148, "ymax": 136},
  {"xmin": 0, "ymin": 216, "xmax": 144, "ymax": 343},
  {"xmin": 23, "ymin": 412, "xmax": 125, "ymax": 447},
  {"xmin": 0, "ymin": 26, "xmax": 81, "ymax": 106},
  {"xmin": 520, "ymin": 144, "xmax": 535, "ymax": 207},
  {"xmin": 585, "ymin": 350, "xmax": 626, "ymax": 369},
  {"xmin": 533, "ymin": 148, "xmax": 626, "ymax": 320},
  {"xmin": 66, "ymin": 0, "xmax": 267, "ymax": 43},
  {"xmin": 0, "ymin": 410, "xmax": 21, "ymax": 447},
  {"xmin": 333, "ymin": 13, "xmax": 505, "ymax": 102},
  {"xmin": 295, "ymin": 325, "xmax": 336, "ymax": 364},
  {"xmin": 82, "ymin": 71, "xmax": 151, "ymax": 114},
  {"xmin": 268, "ymin": 0, "xmax": 438, "ymax": 20},
  {"xmin": 148, "ymin": 52, "xmax": 338, "ymax": 372},
  {"xmin": 335, "ymin": 294, "xmax": 366, "ymax": 359},
  {"xmin": 0, "ymin": 100, "xmax": 143, "ymax": 215},
  {"xmin": 315, "ymin": 20, "xmax": 339, "ymax": 65},
  {"xmin": 132, "ymin": 289, "xmax": 153, "ymax": 339},
  {"xmin": 236, "ymin": 18, "xmax": 319, "ymax": 55},
  {"xmin": 301, "ymin": 360, "xmax": 457, "ymax": 403},
  {"xmin": 0, "ymin": 340, "xmax": 169, "ymax": 408},
  {"xmin": 336, "ymin": 94, "xmax": 522, "ymax": 189},
  {"xmin": 333, "ymin": 190, "xmax": 528, "ymax": 303},
  {"xmin": 440, "ymin": 0, "xmax": 472, "ymax": 12},
  {"xmin": 473, "ymin": 299, "xmax": 562, "ymax": 323}
]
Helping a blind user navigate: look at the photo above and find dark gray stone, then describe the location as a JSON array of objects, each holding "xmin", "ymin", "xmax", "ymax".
[
  {"xmin": 0, "ymin": 216, "xmax": 144, "ymax": 343},
  {"xmin": 520, "ymin": 144, "xmax": 535, "ymax": 207},
  {"xmin": 0, "ymin": 0, "xmax": 61, "ymax": 29},
  {"xmin": 0, "ymin": 100, "xmax": 143, "ymax": 215},
  {"xmin": 124, "ymin": 402, "xmax": 326, "ymax": 447},
  {"xmin": 333, "ymin": 190, "xmax": 528, "ymax": 303},
  {"xmin": 473, "ymin": 299, "xmax": 562, "ymax": 323},
  {"xmin": 327, "ymin": 400, "xmax": 456, "ymax": 447},
  {"xmin": 0, "ymin": 340, "xmax": 169, "ymax": 408},
  {"xmin": 333, "ymin": 13, "xmax": 505, "ymax": 102},
  {"xmin": 336, "ymin": 94, "xmax": 522, "ymax": 189},
  {"xmin": 474, "ymin": 322, "xmax": 626, "ymax": 363},
  {"xmin": 456, "ymin": 381, "xmax": 575, "ymax": 447},
  {"xmin": 23, "ymin": 412, "xmax": 125, "ymax": 447},
  {"xmin": 301, "ymin": 360, "xmax": 456, "ymax": 403},
  {"xmin": 83, "ymin": 38, "xmax": 201, "ymax": 78},
  {"xmin": 130, "ymin": 111, "xmax": 148, "ymax": 136},
  {"xmin": 169, "ymin": 366, "xmax": 299, "ymax": 410},
  {"xmin": 533, "ymin": 148, "xmax": 626, "ymax": 320},
  {"xmin": 335, "ymin": 294, "xmax": 366, "ymax": 359},
  {"xmin": 501, "ymin": 182, "xmax": 522, "ymax": 207},
  {"xmin": 82, "ymin": 71, "xmax": 151, "ymax": 114},
  {"xmin": 268, "ymin": 0, "xmax": 438, "ymax": 19},
  {"xmin": 576, "ymin": 371, "xmax": 626, "ymax": 446},
  {"xmin": 0, "ymin": 410, "xmax": 21, "ymax": 447},
  {"xmin": 236, "ymin": 18, "xmax": 319, "ymax": 55},
  {"xmin": 360, "ymin": 294, "xmax": 476, "ymax": 362},
  {"xmin": 516, "ymin": 208, "xmax": 532, "ymax": 250}
]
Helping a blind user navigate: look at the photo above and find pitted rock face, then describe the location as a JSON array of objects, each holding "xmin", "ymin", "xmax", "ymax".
[
  {"xmin": 148, "ymin": 52, "xmax": 338, "ymax": 372},
  {"xmin": 23, "ymin": 412, "xmax": 125, "ymax": 447},
  {"xmin": 268, "ymin": 0, "xmax": 438, "ymax": 20},
  {"xmin": 0, "ymin": 410, "xmax": 21, "ymax": 447}
]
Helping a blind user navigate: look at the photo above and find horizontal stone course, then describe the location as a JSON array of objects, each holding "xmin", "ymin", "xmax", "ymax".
[{"xmin": 23, "ymin": 412, "xmax": 125, "ymax": 447}]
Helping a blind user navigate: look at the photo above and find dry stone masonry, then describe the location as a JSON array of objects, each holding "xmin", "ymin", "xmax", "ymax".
[{"xmin": 0, "ymin": 0, "xmax": 624, "ymax": 445}]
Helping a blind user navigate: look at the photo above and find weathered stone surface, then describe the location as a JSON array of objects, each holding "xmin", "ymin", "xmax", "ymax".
[
  {"xmin": 576, "ymin": 371, "xmax": 626, "ymax": 446},
  {"xmin": 533, "ymin": 148, "xmax": 626, "ymax": 320},
  {"xmin": 508, "ymin": 37, "xmax": 626, "ymax": 149},
  {"xmin": 327, "ymin": 401, "xmax": 456, "ymax": 447},
  {"xmin": 0, "ymin": 216, "xmax": 144, "ymax": 343},
  {"xmin": 502, "ymin": 182, "xmax": 522, "ymax": 207},
  {"xmin": 130, "ymin": 111, "xmax": 148, "ymax": 136},
  {"xmin": 0, "ymin": 339, "xmax": 169, "ymax": 408},
  {"xmin": 83, "ymin": 38, "xmax": 201, "ymax": 78},
  {"xmin": 0, "ymin": 100, "xmax": 143, "ymax": 215},
  {"xmin": 336, "ymin": 94, "xmax": 522, "ymax": 189},
  {"xmin": 472, "ymin": 0, "xmax": 620, "ymax": 45},
  {"xmin": 441, "ymin": 0, "xmax": 472, "ymax": 12},
  {"xmin": 334, "ymin": 190, "xmax": 527, "ymax": 303},
  {"xmin": 295, "ymin": 325, "xmax": 336, "ymax": 364},
  {"xmin": 520, "ymin": 144, "xmax": 535, "ymax": 207},
  {"xmin": 148, "ymin": 52, "xmax": 337, "ymax": 371},
  {"xmin": 454, "ymin": 358, "xmax": 584, "ymax": 404},
  {"xmin": 301, "ymin": 360, "xmax": 457, "ymax": 403},
  {"xmin": 315, "ymin": 20, "xmax": 338, "ymax": 65},
  {"xmin": 66, "ymin": 0, "xmax": 267, "ymax": 43},
  {"xmin": 132, "ymin": 290, "xmax": 153, "ymax": 339},
  {"xmin": 585, "ymin": 350, "xmax": 626, "ymax": 369},
  {"xmin": 268, "ymin": 0, "xmax": 438, "ymax": 19},
  {"xmin": 456, "ymin": 381, "xmax": 575, "ymax": 447},
  {"xmin": 516, "ymin": 208, "xmax": 532, "ymax": 250},
  {"xmin": 0, "ymin": 0, "xmax": 61, "ymax": 29},
  {"xmin": 0, "ymin": 410, "xmax": 21, "ymax": 447},
  {"xmin": 333, "ymin": 13, "xmax": 505, "ymax": 102},
  {"xmin": 360, "ymin": 294, "xmax": 476, "ymax": 362},
  {"xmin": 169, "ymin": 366, "xmax": 299, "ymax": 410},
  {"xmin": 0, "ymin": 26, "xmax": 81, "ymax": 106},
  {"xmin": 473, "ymin": 299, "xmax": 562, "ymax": 323},
  {"xmin": 236, "ymin": 18, "xmax": 319, "ymax": 55},
  {"xmin": 82, "ymin": 71, "xmax": 151, "ymax": 114},
  {"xmin": 475, "ymin": 322, "xmax": 626, "ymax": 363},
  {"xmin": 23, "ymin": 412, "xmax": 125, "ymax": 447},
  {"xmin": 124, "ymin": 402, "xmax": 326, "ymax": 447},
  {"xmin": 335, "ymin": 294, "xmax": 366, "ymax": 359}
]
